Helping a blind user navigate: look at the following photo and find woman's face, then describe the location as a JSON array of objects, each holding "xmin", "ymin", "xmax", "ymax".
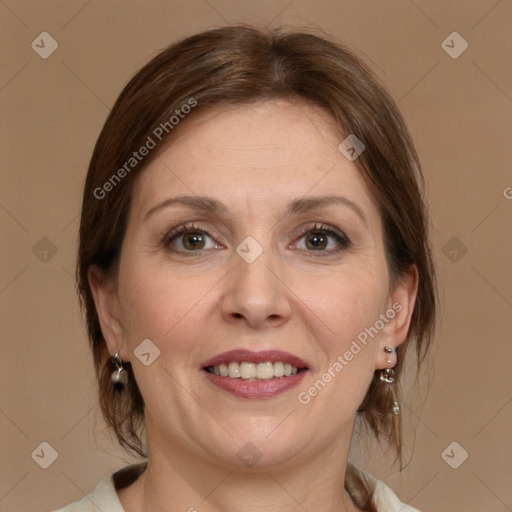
[{"xmin": 92, "ymin": 99, "xmax": 416, "ymax": 469}]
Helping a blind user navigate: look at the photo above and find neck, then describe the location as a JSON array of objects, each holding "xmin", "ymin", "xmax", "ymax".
[{"xmin": 118, "ymin": 425, "xmax": 363, "ymax": 512}]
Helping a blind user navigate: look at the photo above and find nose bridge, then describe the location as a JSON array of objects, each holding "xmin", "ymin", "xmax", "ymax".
[
  {"xmin": 233, "ymin": 234, "xmax": 278, "ymax": 297},
  {"xmin": 236, "ymin": 237, "xmax": 274, "ymax": 284},
  {"xmin": 221, "ymin": 233, "xmax": 291, "ymax": 327}
]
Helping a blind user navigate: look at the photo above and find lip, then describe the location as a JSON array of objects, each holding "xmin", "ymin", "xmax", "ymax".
[
  {"xmin": 200, "ymin": 349, "xmax": 310, "ymax": 400},
  {"xmin": 201, "ymin": 349, "xmax": 309, "ymax": 369},
  {"xmin": 203, "ymin": 369, "xmax": 309, "ymax": 399}
]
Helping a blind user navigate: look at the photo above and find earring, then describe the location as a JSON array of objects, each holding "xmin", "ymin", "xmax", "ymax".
[
  {"xmin": 111, "ymin": 350, "xmax": 128, "ymax": 387},
  {"xmin": 379, "ymin": 368, "xmax": 400, "ymax": 415},
  {"xmin": 384, "ymin": 345, "xmax": 394, "ymax": 364}
]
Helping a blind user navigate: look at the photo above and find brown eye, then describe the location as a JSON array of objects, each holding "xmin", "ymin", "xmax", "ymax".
[
  {"xmin": 305, "ymin": 232, "xmax": 329, "ymax": 250},
  {"xmin": 163, "ymin": 224, "xmax": 218, "ymax": 253},
  {"xmin": 182, "ymin": 232, "xmax": 206, "ymax": 250},
  {"xmin": 295, "ymin": 223, "xmax": 351, "ymax": 257}
]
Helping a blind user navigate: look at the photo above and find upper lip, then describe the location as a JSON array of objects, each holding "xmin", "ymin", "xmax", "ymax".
[{"xmin": 201, "ymin": 349, "xmax": 309, "ymax": 369}]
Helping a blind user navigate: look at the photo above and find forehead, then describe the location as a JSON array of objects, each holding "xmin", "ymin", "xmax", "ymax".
[
  {"xmin": 153, "ymin": 99, "xmax": 344, "ymax": 170},
  {"xmin": 130, "ymin": 99, "xmax": 378, "ymax": 223}
]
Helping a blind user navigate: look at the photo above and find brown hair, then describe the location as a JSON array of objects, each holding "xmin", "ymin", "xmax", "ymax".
[{"xmin": 77, "ymin": 24, "xmax": 437, "ymax": 492}]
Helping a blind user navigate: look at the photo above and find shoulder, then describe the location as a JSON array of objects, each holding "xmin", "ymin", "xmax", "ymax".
[
  {"xmin": 50, "ymin": 474, "xmax": 124, "ymax": 512},
  {"xmin": 373, "ymin": 479, "xmax": 421, "ymax": 512},
  {"xmin": 346, "ymin": 463, "xmax": 421, "ymax": 512},
  {"xmin": 52, "ymin": 462, "xmax": 419, "ymax": 512},
  {"xmin": 50, "ymin": 461, "xmax": 147, "ymax": 512}
]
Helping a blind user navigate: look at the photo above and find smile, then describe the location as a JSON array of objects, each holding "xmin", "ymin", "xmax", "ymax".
[
  {"xmin": 205, "ymin": 361, "xmax": 302, "ymax": 380},
  {"xmin": 201, "ymin": 349, "xmax": 309, "ymax": 399}
]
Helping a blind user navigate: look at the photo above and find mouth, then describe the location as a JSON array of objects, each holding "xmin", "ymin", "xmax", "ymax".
[
  {"xmin": 201, "ymin": 349, "xmax": 309, "ymax": 399},
  {"xmin": 204, "ymin": 361, "xmax": 307, "ymax": 379}
]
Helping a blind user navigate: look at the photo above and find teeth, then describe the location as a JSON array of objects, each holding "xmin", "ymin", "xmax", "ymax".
[
  {"xmin": 240, "ymin": 362, "xmax": 256, "ymax": 379},
  {"xmin": 208, "ymin": 361, "xmax": 301, "ymax": 380},
  {"xmin": 256, "ymin": 362, "xmax": 273, "ymax": 379},
  {"xmin": 228, "ymin": 362, "xmax": 240, "ymax": 378},
  {"xmin": 274, "ymin": 361, "xmax": 285, "ymax": 377}
]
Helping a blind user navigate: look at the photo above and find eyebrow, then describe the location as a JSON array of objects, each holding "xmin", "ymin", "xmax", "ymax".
[{"xmin": 144, "ymin": 194, "xmax": 367, "ymax": 225}]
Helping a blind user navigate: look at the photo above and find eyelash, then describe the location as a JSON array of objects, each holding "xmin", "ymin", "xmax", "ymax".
[{"xmin": 162, "ymin": 222, "xmax": 351, "ymax": 258}]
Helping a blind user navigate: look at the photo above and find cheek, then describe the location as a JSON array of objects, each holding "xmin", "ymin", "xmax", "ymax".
[
  {"xmin": 117, "ymin": 259, "xmax": 215, "ymax": 356},
  {"xmin": 301, "ymin": 267, "xmax": 388, "ymax": 346}
]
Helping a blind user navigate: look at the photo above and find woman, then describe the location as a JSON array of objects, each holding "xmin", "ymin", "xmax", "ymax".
[{"xmin": 54, "ymin": 25, "xmax": 437, "ymax": 512}]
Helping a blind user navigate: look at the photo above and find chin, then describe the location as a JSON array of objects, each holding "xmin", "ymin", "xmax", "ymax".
[{"xmin": 211, "ymin": 419, "xmax": 315, "ymax": 470}]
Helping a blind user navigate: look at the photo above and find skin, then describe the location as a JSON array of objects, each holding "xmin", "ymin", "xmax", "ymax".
[{"xmin": 89, "ymin": 98, "xmax": 417, "ymax": 512}]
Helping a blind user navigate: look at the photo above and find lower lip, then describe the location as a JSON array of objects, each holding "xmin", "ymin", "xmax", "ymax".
[{"xmin": 202, "ymin": 369, "xmax": 308, "ymax": 399}]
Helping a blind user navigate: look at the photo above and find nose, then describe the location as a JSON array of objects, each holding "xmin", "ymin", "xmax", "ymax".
[{"xmin": 220, "ymin": 248, "xmax": 292, "ymax": 330}]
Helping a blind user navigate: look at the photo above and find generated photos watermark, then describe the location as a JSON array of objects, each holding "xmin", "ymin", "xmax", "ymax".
[
  {"xmin": 297, "ymin": 301, "xmax": 403, "ymax": 405},
  {"xmin": 93, "ymin": 97, "xmax": 198, "ymax": 200}
]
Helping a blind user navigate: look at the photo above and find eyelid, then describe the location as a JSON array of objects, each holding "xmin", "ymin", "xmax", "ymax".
[
  {"xmin": 290, "ymin": 222, "xmax": 351, "ymax": 253},
  {"xmin": 290, "ymin": 222, "xmax": 349, "ymax": 242},
  {"xmin": 161, "ymin": 223, "xmax": 220, "ymax": 247},
  {"xmin": 162, "ymin": 221, "xmax": 351, "ymax": 255}
]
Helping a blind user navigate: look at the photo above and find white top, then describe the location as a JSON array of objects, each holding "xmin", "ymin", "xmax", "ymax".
[{"xmin": 52, "ymin": 462, "xmax": 420, "ymax": 512}]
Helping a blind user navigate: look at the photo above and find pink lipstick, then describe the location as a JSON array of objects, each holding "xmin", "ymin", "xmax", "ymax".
[{"xmin": 201, "ymin": 349, "xmax": 309, "ymax": 399}]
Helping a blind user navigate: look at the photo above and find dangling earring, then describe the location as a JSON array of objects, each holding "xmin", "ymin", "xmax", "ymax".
[
  {"xmin": 111, "ymin": 350, "xmax": 128, "ymax": 388},
  {"xmin": 380, "ymin": 346, "xmax": 400, "ymax": 415},
  {"xmin": 379, "ymin": 368, "xmax": 400, "ymax": 415}
]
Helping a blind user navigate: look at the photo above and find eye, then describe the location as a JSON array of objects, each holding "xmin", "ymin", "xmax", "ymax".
[
  {"xmin": 293, "ymin": 223, "xmax": 351, "ymax": 257},
  {"xmin": 162, "ymin": 222, "xmax": 351, "ymax": 257},
  {"xmin": 162, "ymin": 223, "xmax": 220, "ymax": 253}
]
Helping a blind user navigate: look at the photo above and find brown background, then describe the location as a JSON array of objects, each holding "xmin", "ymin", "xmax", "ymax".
[{"xmin": 1, "ymin": 1, "xmax": 511, "ymax": 511}]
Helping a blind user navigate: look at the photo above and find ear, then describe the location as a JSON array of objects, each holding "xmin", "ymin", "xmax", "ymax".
[
  {"xmin": 375, "ymin": 265, "xmax": 419, "ymax": 370},
  {"xmin": 88, "ymin": 265, "xmax": 129, "ymax": 360}
]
